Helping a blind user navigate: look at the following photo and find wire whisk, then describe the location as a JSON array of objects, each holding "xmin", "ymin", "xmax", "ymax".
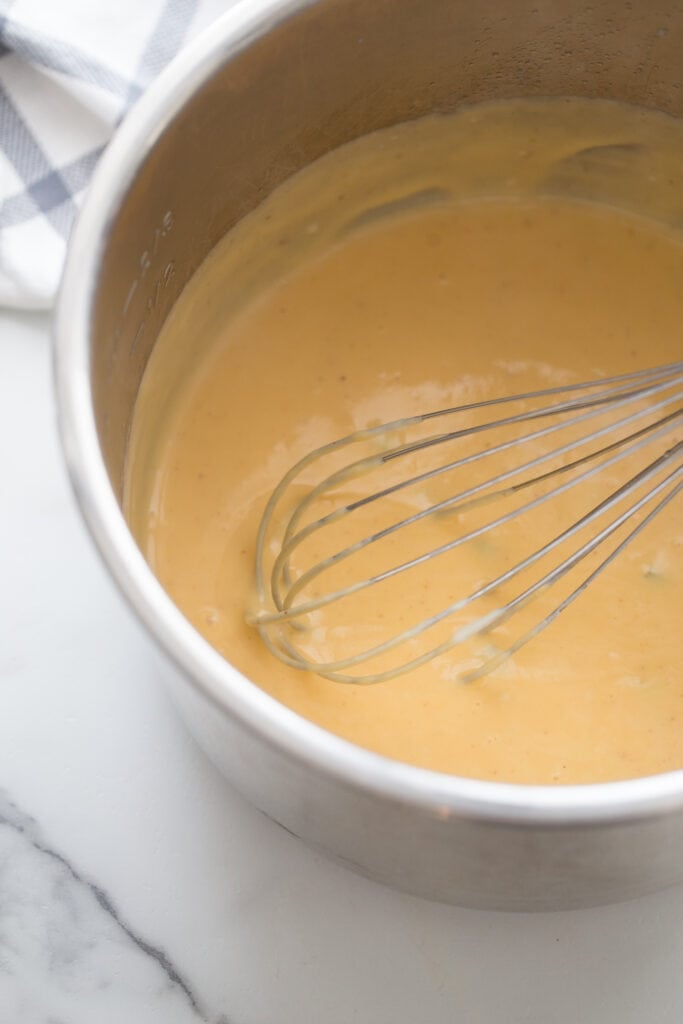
[{"xmin": 250, "ymin": 362, "xmax": 683, "ymax": 684}]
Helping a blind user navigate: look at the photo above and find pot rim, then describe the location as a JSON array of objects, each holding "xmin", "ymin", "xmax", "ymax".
[{"xmin": 54, "ymin": 0, "xmax": 683, "ymax": 829}]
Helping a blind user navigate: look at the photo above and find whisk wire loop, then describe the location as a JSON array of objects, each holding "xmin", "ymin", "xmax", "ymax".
[{"xmin": 253, "ymin": 363, "xmax": 683, "ymax": 683}]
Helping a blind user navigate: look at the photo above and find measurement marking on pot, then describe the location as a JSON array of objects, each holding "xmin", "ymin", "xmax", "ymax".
[
  {"xmin": 114, "ymin": 209, "xmax": 176, "ymax": 357},
  {"xmin": 122, "ymin": 279, "xmax": 138, "ymax": 316}
]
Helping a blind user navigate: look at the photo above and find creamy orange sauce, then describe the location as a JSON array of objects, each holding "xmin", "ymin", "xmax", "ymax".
[{"xmin": 127, "ymin": 100, "xmax": 683, "ymax": 784}]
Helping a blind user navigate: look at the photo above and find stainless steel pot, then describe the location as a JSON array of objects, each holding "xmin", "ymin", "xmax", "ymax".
[{"xmin": 54, "ymin": 0, "xmax": 683, "ymax": 911}]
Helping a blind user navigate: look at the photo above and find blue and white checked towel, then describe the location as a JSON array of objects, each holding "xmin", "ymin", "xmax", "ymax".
[{"xmin": 0, "ymin": 0, "xmax": 233, "ymax": 309}]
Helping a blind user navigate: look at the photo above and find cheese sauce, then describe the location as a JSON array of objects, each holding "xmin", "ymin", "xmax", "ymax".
[{"xmin": 126, "ymin": 99, "xmax": 683, "ymax": 784}]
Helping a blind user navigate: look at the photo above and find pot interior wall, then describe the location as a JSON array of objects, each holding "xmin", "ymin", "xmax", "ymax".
[{"xmin": 91, "ymin": 0, "xmax": 683, "ymax": 498}]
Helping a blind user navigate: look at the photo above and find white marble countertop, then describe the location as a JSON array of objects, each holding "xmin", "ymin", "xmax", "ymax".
[{"xmin": 2, "ymin": 305, "xmax": 683, "ymax": 1023}]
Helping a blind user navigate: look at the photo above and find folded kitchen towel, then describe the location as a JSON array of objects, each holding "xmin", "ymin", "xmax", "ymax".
[{"xmin": 0, "ymin": 0, "xmax": 232, "ymax": 309}]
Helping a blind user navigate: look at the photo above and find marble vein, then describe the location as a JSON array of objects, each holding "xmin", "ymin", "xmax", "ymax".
[{"xmin": 0, "ymin": 790, "xmax": 227, "ymax": 1023}]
